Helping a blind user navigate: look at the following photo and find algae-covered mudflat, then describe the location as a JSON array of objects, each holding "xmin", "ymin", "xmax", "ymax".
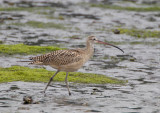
[
  {"xmin": 0, "ymin": 66, "xmax": 127, "ymax": 84},
  {"xmin": 115, "ymin": 28, "xmax": 160, "ymax": 38},
  {"xmin": 11, "ymin": 21, "xmax": 66, "ymax": 29},
  {"xmin": 0, "ymin": 44, "xmax": 64, "ymax": 55},
  {"xmin": 91, "ymin": 4, "xmax": 160, "ymax": 12}
]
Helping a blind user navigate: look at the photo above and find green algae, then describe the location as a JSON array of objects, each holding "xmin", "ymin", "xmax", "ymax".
[
  {"xmin": 36, "ymin": 9, "xmax": 56, "ymax": 15},
  {"xmin": 114, "ymin": 28, "xmax": 160, "ymax": 38},
  {"xmin": 91, "ymin": 4, "xmax": 160, "ymax": 12},
  {"xmin": 0, "ymin": 66, "xmax": 127, "ymax": 84},
  {"xmin": 0, "ymin": 43, "xmax": 64, "ymax": 55},
  {"xmin": 0, "ymin": 40, "xmax": 3, "ymax": 44},
  {"xmin": 63, "ymin": 35, "xmax": 79, "ymax": 39},
  {"xmin": 46, "ymin": 15, "xmax": 65, "ymax": 20},
  {"xmin": 11, "ymin": 21, "xmax": 66, "ymax": 29}
]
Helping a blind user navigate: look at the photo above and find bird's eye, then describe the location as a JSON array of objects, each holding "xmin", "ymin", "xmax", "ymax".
[{"xmin": 93, "ymin": 38, "xmax": 96, "ymax": 40}]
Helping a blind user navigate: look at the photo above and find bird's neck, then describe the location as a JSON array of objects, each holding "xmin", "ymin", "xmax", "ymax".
[{"xmin": 85, "ymin": 41, "xmax": 94, "ymax": 58}]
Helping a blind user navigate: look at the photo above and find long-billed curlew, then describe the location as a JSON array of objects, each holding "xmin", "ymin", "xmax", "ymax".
[{"xmin": 27, "ymin": 36, "xmax": 124, "ymax": 95}]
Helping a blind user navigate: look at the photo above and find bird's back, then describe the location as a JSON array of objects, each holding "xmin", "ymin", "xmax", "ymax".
[{"xmin": 29, "ymin": 49, "xmax": 87, "ymax": 71}]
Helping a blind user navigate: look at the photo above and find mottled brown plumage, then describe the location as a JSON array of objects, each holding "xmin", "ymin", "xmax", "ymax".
[
  {"xmin": 27, "ymin": 36, "xmax": 124, "ymax": 95},
  {"xmin": 29, "ymin": 49, "xmax": 85, "ymax": 71}
]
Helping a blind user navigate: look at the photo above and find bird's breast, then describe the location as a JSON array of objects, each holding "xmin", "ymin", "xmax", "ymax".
[{"xmin": 50, "ymin": 59, "xmax": 85, "ymax": 72}]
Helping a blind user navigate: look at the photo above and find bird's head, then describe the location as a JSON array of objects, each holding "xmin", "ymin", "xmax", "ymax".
[
  {"xmin": 87, "ymin": 36, "xmax": 98, "ymax": 43},
  {"xmin": 87, "ymin": 36, "xmax": 124, "ymax": 53}
]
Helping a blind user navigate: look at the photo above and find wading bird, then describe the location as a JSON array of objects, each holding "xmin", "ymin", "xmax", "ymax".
[{"xmin": 26, "ymin": 36, "xmax": 124, "ymax": 95}]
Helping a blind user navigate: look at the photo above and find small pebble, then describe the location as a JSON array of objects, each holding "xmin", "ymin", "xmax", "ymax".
[
  {"xmin": 113, "ymin": 29, "xmax": 120, "ymax": 34},
  {"xmin": 23, "ymin": 96, "xmax": 33, "ymax": 104}
]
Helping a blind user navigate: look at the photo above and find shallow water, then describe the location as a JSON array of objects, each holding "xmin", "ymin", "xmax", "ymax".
[{"xmin": 0, "ymin": 0, "xmax": 160, "ymax": 113}]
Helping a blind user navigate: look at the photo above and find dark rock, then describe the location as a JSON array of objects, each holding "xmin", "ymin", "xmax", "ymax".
[
  {"xmin": 147, "ymin": 17, "xmax": 156, "ymax": 22},
  {"xmin": 60, "ymin": 13, "xmax": 100, "ymax": 20},
  {"xmin": 23, "ymin": 96, "xmax": 33, "ymax": 104},
  {"xmin": 113, "ymin": 29, "xmax": 120, "ymax": 34}
]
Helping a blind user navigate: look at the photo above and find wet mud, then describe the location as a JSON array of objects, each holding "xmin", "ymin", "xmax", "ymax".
[{"xmin": 0, "ymin": 0, "xmax": 160, "ymax": 113}]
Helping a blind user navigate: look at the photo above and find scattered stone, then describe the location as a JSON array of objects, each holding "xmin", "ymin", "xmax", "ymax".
[
  {"xmin": 147, "ymin": 17, "xmax": 156, "ymax": 22},
  {"xmin": 91, "ymin": 88, "xmax": 103, "ymax": 95},
  {"xmin": 18, "ymin": 107, "xmax": 30, "ymax": 110},
  {"xmin": 10, "ymin": 85, "xmax": 20, "ymax": 90},
  {"xmin": 23, "ymin": 96, "xmax": 33, "ymax": 104},
  {"xmin": 145, "ymin": 26, "xmax": 154, "ymax": 29},
  {"xmin": 117, "ymin": 55, "xmax": 136, "ymax": 62},
  {"xmin": 23, "ymin": 96, "xmax": 40, "ymax": 104},
  {"xmin": 154, "ymin": 13, "xmax": 160, "ymax": 17},
  {"xmin": 93, "ymin": 88, "xmax": 98, "ymax": 91},
  {"xmin": 130, "ymin": 58, "xmax": 136, "ymax": 62},
  {"xmin": 113, "ymin": 29, "xmax": 120, "ymax": 34},
  {"xmin": 85, "ymin": 110, "xmax": 101, "ymax": 112},
  {"xmin": 142, "ymin": 0, "xmax": 158, "ymax": 4},
  {"xmin": 60, "ymin": 13, "xmax": 99, "ymax": 20}
]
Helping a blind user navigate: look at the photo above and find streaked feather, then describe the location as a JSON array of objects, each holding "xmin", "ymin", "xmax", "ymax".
[{"xmin": 29, "ymin": 49, "xmax": 84, "ymax": 66}]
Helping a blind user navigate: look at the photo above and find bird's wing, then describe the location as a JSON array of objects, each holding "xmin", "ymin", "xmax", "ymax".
[{"xmin": 29, "ymin": 49, "xmax": 84, "ymax": 65}]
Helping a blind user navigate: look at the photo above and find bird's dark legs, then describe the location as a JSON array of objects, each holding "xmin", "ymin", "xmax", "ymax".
[
  {"xmin": 65, "ymin": 72, "xmax": 71, "ymax": 96},
  {"xmin": 44, "ymin": 70, "xmax": 60, "ymax": 93},
  {"xmin": 43, "ymin": 70, "xmax": 71, "ymax": 96}
]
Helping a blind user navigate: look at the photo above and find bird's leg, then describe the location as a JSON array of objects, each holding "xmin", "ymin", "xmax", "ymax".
[
  {"xmin": 43, "ymin": 70, "xmax": 60, "ymax": 93},
  {"xmin": 65, "ymin": 72, "xmax": 71, "ymax": 96}
]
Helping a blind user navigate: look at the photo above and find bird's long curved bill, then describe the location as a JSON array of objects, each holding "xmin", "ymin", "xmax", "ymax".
[{"xmin": 96, "ymin": 40, "xmax": 124, "ymax": 53}]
